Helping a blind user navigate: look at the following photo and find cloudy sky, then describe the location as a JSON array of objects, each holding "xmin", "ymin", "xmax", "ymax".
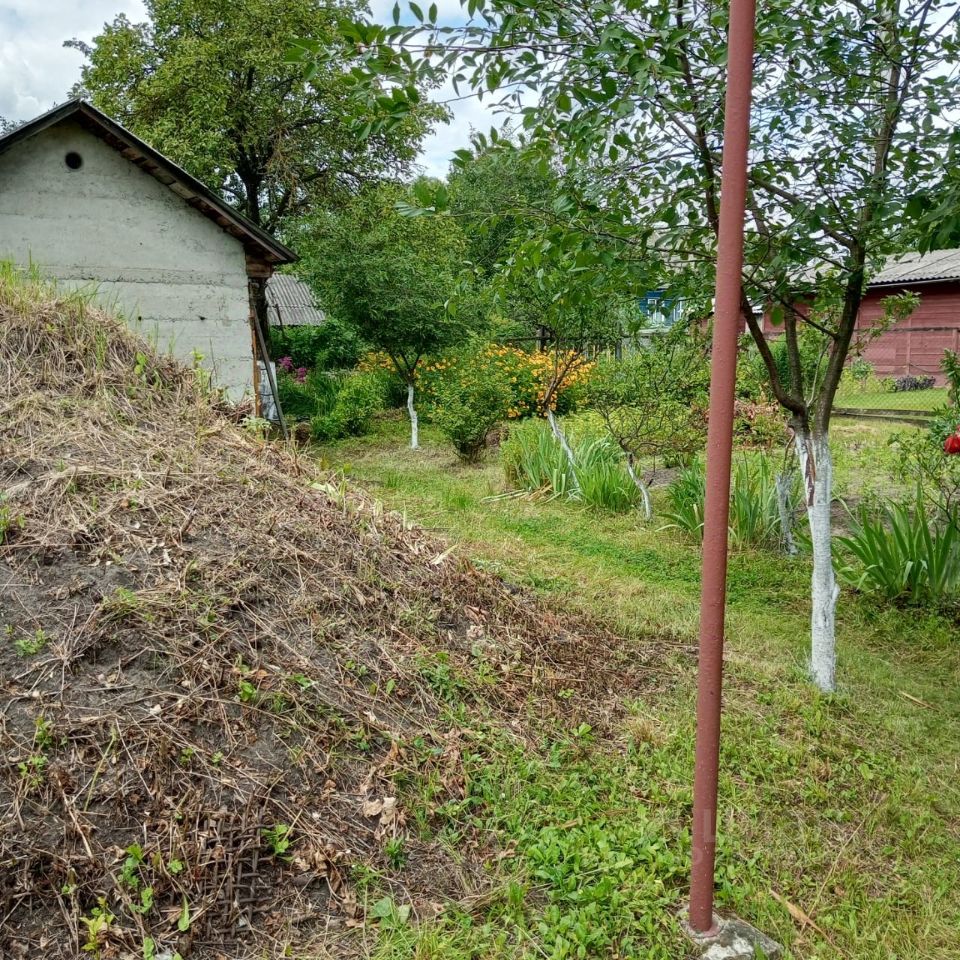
[{"xmin": 0, "ymin": 0, "xmax": 502, "ymax": 177}]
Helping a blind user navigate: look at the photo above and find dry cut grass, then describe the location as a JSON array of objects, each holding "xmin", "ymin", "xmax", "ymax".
[{"xmin": 0, "ymin": 266, "xmax": 657, "ymax": 959}]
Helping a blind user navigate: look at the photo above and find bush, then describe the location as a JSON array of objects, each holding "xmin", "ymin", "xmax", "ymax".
[
  {"xmin": 891, "ymin": 426, "xmax": 960, "ymax": 515},
  {"xmin": 500, "ymin": 418, "xmax": 639, "ymax": 511},
  {"xmin": 370, "ymin": 344, "xmax": 594, "ymax": 421},
  {"xmin": 664, "ymin": 454, "xmax": 797, "ymax": 549},
  {"xmin": 585, "ymin": 335, "xmax": 709, "ymax": 471},
  {"xmin": 270, "ymin": 316, "xmax": 367, "ymax": 372},
  {"xmin": 929, "ymin": 405, "xmax": 960, "ymax": 446},
  {"xmin": 275, "ymin": 367, "xmax": 339, "ymax": 422},
  {"xmin": 310, "ymin": 372, "xmax": 386, "ymax": 442},
  {"xmin": 837, "ymin": 494, "xmax": 960, "ymax": 607},
  {"xmin": 851, "ymin": 356, "xmax": 873, "ymax": 388},
  {"xmin": 427, "ymin": 357, "xmax": 512, "ymax": 461},
  {"xmin": 942, "ymin": 349, "xmax": 960, "ymax": 405},
  {"xmin": 733, "ymin": 399, "xmax": 786, "ymax": 449},
  {"xmin": 893, "ymin": 374, "xmax": 936, "ymax": 392}
]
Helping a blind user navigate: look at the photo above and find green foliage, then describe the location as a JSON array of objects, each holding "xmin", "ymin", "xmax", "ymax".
[
  {"xmin": 275, "ymin": 368, "xmax": 339, "ymax": 423},
  {"xmin": 665, "ymin": 456, "xmax": 796, "ymax": 550},
  {"xmin": 942, "ymin": 349, "xmax": 960, "ymax": 406},
  {"xmin": 851, "ymin": 357, "xmax": 874, "ymax": 388},
  {"xmin": 501, "ymin": 418, "xmax": 571, "ymax": 498},
  {"xmin": 293, "ymin": 182, "xmax": 473, "ymax": 384},
  {"xmin": 739, "ymin": 329, "xmax": 828, "ymax": 404},
  {"xmin": 501, "ymin": 419, "xmax": 639, "ymax": 512},
  {"xmin": 310, "ymin": 372, "xmax": 386, "ymax": 442},
  {"xmin": 270, "ymin": 316, "xmax": 368, "ymax": 372},
  {"xmin": 262, "ymin": 823, "xmax": 295, "ymax": 860},
  {"xmin": 890, "ymin": 427, "xmax": 960, "ymax": 516},
  {"xmin": 837, "ymin": 494, "xmax": 960, "ymax": 607},
  {"xmin": 586, "ymin": 329, "xmax": 709, "ymax": 470},
  {"xmin": 275, "ymin": 367, "xmax": 386, "ymax": 441},
  {"xmin": 426, "ymin": 354, "xmax": 511, "ymax": 461},
  {"xmin": 73, "ymin": 0, "xmax": 438, "ymax": 230},
  {"xmin": 928, "ymin": 405, "xmax": 960, "ymax": 446}
]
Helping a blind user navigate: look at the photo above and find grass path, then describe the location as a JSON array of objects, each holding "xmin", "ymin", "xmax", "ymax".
[{"xmin": 317, "ymin": 418, "xmax": 960, "ymax": 960}]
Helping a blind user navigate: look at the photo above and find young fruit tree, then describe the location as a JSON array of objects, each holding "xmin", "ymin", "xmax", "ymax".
[
  {"xmin": 586, "ymin": 325, "xmax": 710, "ymax": 519},
  {"xmin": 304, "ymin": 0, "xmax": 960, "ymax": 692},
  {"xmin": 292, "ymin": 181, "xmax": 470, "ymax": 449}
]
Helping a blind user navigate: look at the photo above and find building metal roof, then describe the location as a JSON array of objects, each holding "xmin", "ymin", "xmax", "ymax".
[
  {"xmin": 870, "ymin": 247, "xmax": 960, "ymax": 287},
  {"xmin": 265, "ymin": 274, "xmax": 326, "ymax": 326},
  {"xmin": 0, "ymin": 99, "xmax": 296, "ymax": 266}
]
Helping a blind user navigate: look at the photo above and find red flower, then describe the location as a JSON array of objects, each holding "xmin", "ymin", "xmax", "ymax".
[{"xmin": 944, "ymin": 432, "xmax": 960, "ymax": 455}]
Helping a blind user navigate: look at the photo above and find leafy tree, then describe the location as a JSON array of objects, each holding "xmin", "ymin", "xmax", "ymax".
[
  {"xmin": 292, "ymin": 181, "xmax": 470, "ymax": 447},
  {"xmin": 304, "ymin": 0, "xmax": 960, "ymax": 692},
  {"xmin": 69, "ymin": 0, "xmax": 440, "ymax": 232},
  {"xmin": 587, "ymin": 326, "xmax": 710, "ymax": 519}
]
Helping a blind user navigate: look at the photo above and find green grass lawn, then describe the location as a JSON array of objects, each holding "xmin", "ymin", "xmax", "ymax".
[
  {"xmin": 835, "ymin": 384, "xmax": 947, "ymax": 412},
  {"xmin": 315, "ymin": 417, "xmax": 960, "ymax": 960}
]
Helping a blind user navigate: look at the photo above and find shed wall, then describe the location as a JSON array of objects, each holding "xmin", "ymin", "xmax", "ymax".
[
  {"xmin": 0, "ymin": 121, "xmax": 253, "ymax": 397},
  {"xmin": 760, "ymin": 282, "xmax": 960, "ymax": 383}
]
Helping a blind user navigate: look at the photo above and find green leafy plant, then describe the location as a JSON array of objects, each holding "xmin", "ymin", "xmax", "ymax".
[
  {"xmin": 262, "ymin": 823, "xmax": 295, "ymax": 860},
  {"xmin": 891, "ymin": 427, "xmax": 960, "ymax": 517},
  {"xmin": 425, "ymin": 351, "xmax": 512, "ymax": 461},
  {"xmin": 0, "ymin": 497, "xmax": 24, "ymax": 544},
  {"xmin": 81, "ymin": 901, "xmax": 115, "ymax": 957},
  {"xmin": 309, "ymin": 371, "xmax": 386, "ymax": 441},
  {"xmin": 942, "ymin": 349, "xmax": 960, "ymax": 406},
  {"xmin": 12, "ymin": 626, "xmax": 48, "ymax": 656},
  {"xmin": 837, "ymin": 494, "xmax": 960, "ymax": 607},
  {"xmin": 665, "ymin": 455, "xmax": 796, "ymax": 549},
  {"xmin": 501, "ymin": 419, "xmax": 639, "ymax": 511},
  {"xmin": 851, "ymin": 356, "xmax": 874, "ymax": 389}
]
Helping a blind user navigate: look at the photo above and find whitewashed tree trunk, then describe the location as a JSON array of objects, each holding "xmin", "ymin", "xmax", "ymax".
[
  {"xmin": 406, "ymin": 382, "xmax": 419, "ymax": 450},
  {"xmin": 775, "ymin": 471, "xmax": 798, "ymax": 556},
  {"xmin": 795, "ymin": 428, "xmax": 839, "ymax": 693},
  {"xmin": 625, "ymin": 453, "xmax": 653, "ymax": 520},
  {"xmin": 546, "ymin": 408, "xmax": 581, "ymax": 494}
]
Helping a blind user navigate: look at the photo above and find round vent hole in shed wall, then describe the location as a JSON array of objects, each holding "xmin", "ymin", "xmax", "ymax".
[{"xmin": 65, "ymin": 152, "xmax": 83, "ymax": 170}]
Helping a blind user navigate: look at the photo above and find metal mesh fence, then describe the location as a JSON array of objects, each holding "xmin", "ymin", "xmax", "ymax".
[{"xmin": 833, "ymin": 325, "xmax": 956, "ymax": 423}]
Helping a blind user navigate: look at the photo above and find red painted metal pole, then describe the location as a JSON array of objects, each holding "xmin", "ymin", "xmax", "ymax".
[{"xmin": 688, "ymin": 0, "xmax": 757, "ymax": 935}]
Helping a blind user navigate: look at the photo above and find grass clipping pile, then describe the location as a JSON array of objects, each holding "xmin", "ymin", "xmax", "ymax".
[{"xmin": 0, "ymin": 276, "xmax": 646, "ymax": 958}]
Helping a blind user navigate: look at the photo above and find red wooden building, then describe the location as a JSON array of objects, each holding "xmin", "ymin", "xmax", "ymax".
[{"xmin": 762, "ymin": 248, "xmax": 960, "ymax": 383}]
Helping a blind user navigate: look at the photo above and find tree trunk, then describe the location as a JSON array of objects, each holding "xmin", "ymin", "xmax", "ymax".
[
  {"xmin": 407, "ymin": 382, "xmax": 419, "ymax": 450},
  {"xmin": 546, "ymin": 407, "xmax": 580, "ymax": 493},
  {"xmin": 775, "ymin": 470, "xmax": 798, "ymax": 556},
  {"xmin": 625, "ymin": 453, "xmax": 652, "ymax": 520},
  {"xmin": 795, "ymin": 428, "xmax": 838, "ymax": 693}
]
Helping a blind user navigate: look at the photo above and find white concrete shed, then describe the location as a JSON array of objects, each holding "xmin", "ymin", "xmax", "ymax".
[{"xmin": 0, "ymin": 100, "xmax": 296, "ymax": 400}]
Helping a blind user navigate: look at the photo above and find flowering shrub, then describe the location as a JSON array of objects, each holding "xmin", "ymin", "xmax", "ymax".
[
  {"xmin": 426, "ymin": 358, "xmax": 512, "ymax": 461},
  {"xmin": 360, "ymin": 344, "xmax": 594, "ymax": 418}
]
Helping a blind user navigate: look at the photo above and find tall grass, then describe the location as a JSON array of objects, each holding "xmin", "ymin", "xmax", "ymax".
[
  {"xmin": 837, "ymin": 495, "xmax": 960, "ymax": 607},
  {"xmin": 665, "ymin": 454, "xmax": 797, "ymax": 549},
  {"xmin": 501, "ymin": 419, "xmax": 639, "ymax": 511}
]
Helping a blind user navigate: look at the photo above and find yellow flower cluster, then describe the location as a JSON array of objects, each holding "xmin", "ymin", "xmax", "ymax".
[
  {"xmin": 419, "ymin": 344, "xmax": 594, "ymax": 417},
  {"xmin": 357, "ymin": 345, "xmax": 594, "ymax": 418}
]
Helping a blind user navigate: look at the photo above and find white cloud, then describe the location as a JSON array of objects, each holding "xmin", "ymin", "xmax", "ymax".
[{"xmin": 0, "ymin": 1, "xmax": 147, "ymax": 121}]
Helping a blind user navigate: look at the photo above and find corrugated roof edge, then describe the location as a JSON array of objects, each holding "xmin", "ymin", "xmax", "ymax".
[{"xmin": 0, "ymin": 99, "xmax": 297, "ymax": 266}]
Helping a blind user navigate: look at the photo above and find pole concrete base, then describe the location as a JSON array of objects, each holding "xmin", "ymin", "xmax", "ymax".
[{"xmin": 678, "ymin": 907, "xmax": 783, "ymax": 959}]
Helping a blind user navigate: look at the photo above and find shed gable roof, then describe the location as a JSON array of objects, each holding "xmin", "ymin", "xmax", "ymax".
[
  {"xmin": 0, "ymin": 100, "xmax": 296, "ymax": 266},
  {"xmin": 870, "ymin": 248, "xmax": 960, "ymax": 287},
  {"xmin": 265, "ymin": 275, "xmax": 326, "ymax": 326}
]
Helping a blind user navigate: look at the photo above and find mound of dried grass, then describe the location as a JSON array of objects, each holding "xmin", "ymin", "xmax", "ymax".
[{"xmin": 0, "ymin": 267, "xmax": 652, "ymax": 958}]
